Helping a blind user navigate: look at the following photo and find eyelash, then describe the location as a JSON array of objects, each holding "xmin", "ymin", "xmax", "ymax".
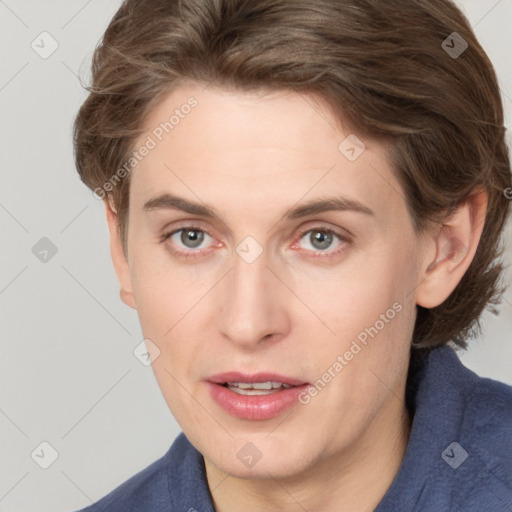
[{"xmin": 160, "ymin": 224, "xmax": 350, "ymax": 261}]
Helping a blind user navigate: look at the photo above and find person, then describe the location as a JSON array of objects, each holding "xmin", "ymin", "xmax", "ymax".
[{"xmin": 72, "ymin": 0, "xmax": 512, "ymax": 510}]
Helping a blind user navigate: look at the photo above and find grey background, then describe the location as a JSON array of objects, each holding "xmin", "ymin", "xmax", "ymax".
[{"xmin": 0, "ymin": 1, "xmax": 510, "ymax": 510}]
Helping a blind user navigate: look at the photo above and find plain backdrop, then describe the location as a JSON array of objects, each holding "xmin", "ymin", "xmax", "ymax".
[{"xmin": 0, "ymin": 1, "xmax": 511, "ymax": 510}]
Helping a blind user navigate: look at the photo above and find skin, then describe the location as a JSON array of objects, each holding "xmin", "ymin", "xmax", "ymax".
[{"xmin": 105, "ymin": 83, "xmax": 487, "ymax": 512}]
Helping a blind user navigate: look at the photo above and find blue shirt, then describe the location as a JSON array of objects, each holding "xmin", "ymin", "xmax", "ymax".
[{"xmin": 76, "ymin": 346, "xmax": 512, "ymax": 511}]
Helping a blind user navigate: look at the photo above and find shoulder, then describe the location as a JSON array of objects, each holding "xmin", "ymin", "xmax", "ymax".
[
  {"xmin": 459, "ymin": 366, "xmax": 512, "ymax": 492},
  {"xmin": 73, "ymin": 433, "xmax": 194, "ymax": 512},
  {"xmin": 436, "ymin": 346, "xmax": 512, "ymax": 442},
  {"xmin": 395, "ymin": 346, "xmax": 512, "ymax": 511},
  {"xmin": 435, "ymin": 347, "xmax": 512, "ymax": 509},
  {"xmin": 420, "ymin": 345, "xmax": 512, "ymax": 424},
  {"xmin": 74, "ymin": 453, "xmax": 170, "ymax": 512}
]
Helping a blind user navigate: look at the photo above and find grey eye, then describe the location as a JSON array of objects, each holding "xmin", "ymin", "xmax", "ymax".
[{"xmin": 169, "ymin": 228, "xmax": 212, "ymax": 251}]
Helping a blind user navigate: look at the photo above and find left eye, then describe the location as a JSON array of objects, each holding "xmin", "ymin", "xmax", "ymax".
[{"xmin": 296, "ymin": 228, "xmax": 345, "ymax": 253}]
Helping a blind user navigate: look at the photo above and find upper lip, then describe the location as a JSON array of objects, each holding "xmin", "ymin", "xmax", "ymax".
[{"xmin": 207, "ymin": 372, "xmax": 308, "ymax": 386}]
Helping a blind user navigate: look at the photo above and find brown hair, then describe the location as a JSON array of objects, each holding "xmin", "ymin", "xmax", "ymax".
[{"xmin": 73, "ymin": 0, "xmax": 511, "ymax": 349}]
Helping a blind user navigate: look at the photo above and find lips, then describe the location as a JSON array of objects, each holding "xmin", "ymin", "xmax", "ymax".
[{"xmin": 206, "ymin": 372, "xmax": 310, "ymax": 420}]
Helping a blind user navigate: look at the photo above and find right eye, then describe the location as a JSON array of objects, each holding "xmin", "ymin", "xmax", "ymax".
[{"xmin": 162, "ymin": 226, "xmax": 216, "ymax": 259}]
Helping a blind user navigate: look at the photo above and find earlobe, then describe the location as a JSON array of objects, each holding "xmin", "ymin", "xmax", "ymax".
[
  {"xmin": 104, "ymin": 197, "xmax": 137, "ymax": 310},
  {"xmin": 415, "ymin": 190, "xmax": 488, "ymax": 309}
]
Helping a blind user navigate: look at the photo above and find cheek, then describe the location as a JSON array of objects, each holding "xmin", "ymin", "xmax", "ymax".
[
  {"xmin": 294, "ymin": 240, "xmax": 417, "ymax": 342},
  {"xmin": 130, "ymin": 260, "xmax": 206, "ymax": 424},
  {"xmin": 129, "ymin": 238, "xmax": 196, "ymax": 333},
  {"xmin": 129, "ymin": 248, "xmax": 213, "ymax": 375},
  {"xmin": 300, "ymin": 239, "xmax": 418, "ymax": 398},
  {"xmin": 333, "ymin": 250, "xmax": 418, "ymax": 394}
]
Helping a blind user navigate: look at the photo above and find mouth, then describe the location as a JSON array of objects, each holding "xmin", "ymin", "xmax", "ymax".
[{"xmin": 206, "ymin": 372, "xmax": 310, "ymax": 420}]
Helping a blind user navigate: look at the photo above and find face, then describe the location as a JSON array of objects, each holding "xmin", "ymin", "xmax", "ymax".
[{"xmin": 116, "ymin": 83, "xmax": 427, "ymax": 479}]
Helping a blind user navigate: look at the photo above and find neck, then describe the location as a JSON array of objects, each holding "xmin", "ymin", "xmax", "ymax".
[{"xmin": 205, "ymin": 394, "xmax": 412, "ymax": 512}]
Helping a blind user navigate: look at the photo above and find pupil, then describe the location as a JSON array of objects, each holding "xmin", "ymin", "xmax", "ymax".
[
  {"xmin": 312, "ymin": 231, "xmax": 332, "ymax": 250},
  {"xmin": 182, "ymin": 229, "xmax": 203, "ymax": 248}
]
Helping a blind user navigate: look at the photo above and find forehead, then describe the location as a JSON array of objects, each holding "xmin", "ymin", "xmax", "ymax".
[{"xmin": 129, "ymin": 83, "xmax": 405, "ymax": 223}]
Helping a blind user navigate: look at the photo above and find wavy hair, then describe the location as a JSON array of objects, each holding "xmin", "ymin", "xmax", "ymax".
[{"xmin": 73, "ymin": 0, "xmax": 511, "ymax": 349}]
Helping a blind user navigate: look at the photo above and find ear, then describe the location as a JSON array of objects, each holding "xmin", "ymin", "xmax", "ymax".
[
  {"xmin": 104, "ymin": 197, "xmax": 136, "ymax": 309},
  {"xmin": 415, "ymin": 189, "xmax": 488, "ymax": 308}
]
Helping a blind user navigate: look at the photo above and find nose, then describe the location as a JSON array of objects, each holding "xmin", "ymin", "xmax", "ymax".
[{"xmin": 216, "ymin": 246, "xmax": 290, "ymax": 349}]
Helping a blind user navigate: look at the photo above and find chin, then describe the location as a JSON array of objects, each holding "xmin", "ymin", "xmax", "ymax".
[{"xmin": 200, "ymin": 431, "xmax": 320, "ymax": 480}]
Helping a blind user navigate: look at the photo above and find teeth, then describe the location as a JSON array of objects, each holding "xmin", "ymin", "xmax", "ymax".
[
  {"xmin": 225, "ymin": 381, "xmax": 294, "ymax": 395},
  {"xmin": 253, "ymin": 382, "xmax": 272, "ymax": 390},
  {"xmin": 238, "ymin": 382, "xmax": 271, "ymax": 389},
  {"xmin": 228, "ymin": 386, "xmax": 280, "ymax": 395}
]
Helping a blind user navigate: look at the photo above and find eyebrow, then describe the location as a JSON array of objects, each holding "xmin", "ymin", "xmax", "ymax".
[{"xmin": 142, "ymin": 193, "xmax": 375, "ymax": 221}]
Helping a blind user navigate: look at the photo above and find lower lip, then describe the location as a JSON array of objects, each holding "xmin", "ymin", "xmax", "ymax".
[{"xmin": 206, "ymin": 382, "xmax": 309, "ymax": 420}]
